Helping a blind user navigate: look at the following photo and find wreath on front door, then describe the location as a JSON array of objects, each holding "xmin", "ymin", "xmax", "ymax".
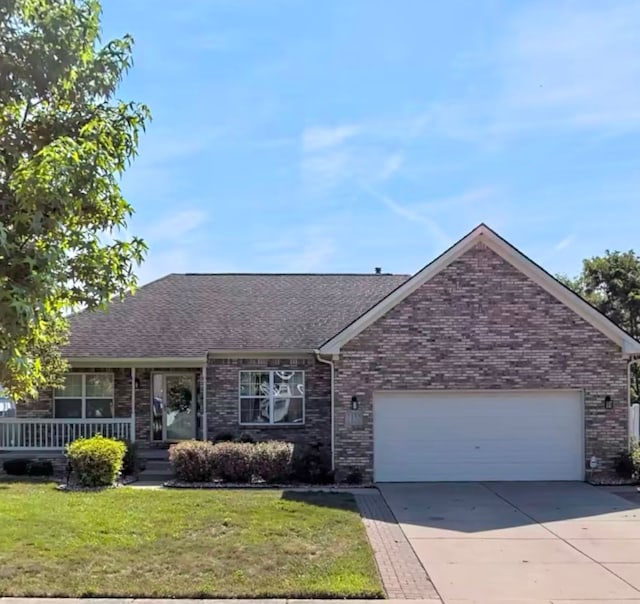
[{"xmin": 166, "ymin": 383, "xmax": 193, "ymax": 413}]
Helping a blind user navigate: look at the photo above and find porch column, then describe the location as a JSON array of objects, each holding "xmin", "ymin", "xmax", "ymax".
[
  {"xmin": 202, "ymin": 364, "xmax": 207, "ymax": 441},
  {"xmin": 130, "ymin": 367, "xmax": 136, "ymax": 442}
]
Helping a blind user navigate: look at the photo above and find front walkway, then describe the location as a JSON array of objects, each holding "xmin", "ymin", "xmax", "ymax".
[
  {"xmin": 355, "ymin": 491, "xmax": 440, "ymax": 601},
  {"xmin": 379, "ymin": 482, "xmax": 640, "ymax": 603}
]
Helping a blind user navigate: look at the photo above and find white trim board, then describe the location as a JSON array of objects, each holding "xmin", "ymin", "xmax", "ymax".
[{"xmin": 319, "ymin": 223, "xmax": 640, "ymax": 356}]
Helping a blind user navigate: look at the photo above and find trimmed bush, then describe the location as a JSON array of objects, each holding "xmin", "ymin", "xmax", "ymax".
[
  {"xmin": 614, "ymin": 450, "xmax": 636, "ymax": 479},
  {"xmin": 212, "ymin": 431, "xmax": 234, "ymax": 443},
  {"xmin": 211, "ymin": 442, "xmax": 254, "ymax": 482},
  {"xmin": 66, "ymin": 435, "xmax": 126, "ymax": 487},
  {"xmin": 26, "ymin": 460, "xmax": 54, "ymax": 477},
  {"xmin": 169, "ymin": 440, "xmax": 216, "ymax": 482},
  {"xmin": 253, "ymin": 441, "xmax": 294, "ymax": 483},
  {"xmin": 119, "ymin": 440, "xmax": 143, "ymax": 476},
  {"xmin": 632, "ymin": 442, "xmax": 640, "ymax": 480},
  {"xmin": 344, "ymin": 466, "xmax": 363, "ymax": 485},
  {"xmin": 2, "ymin": 458, "xmax": 54, "ymax": 477},
  {"xmin": 291, "ymin": 443, "xmax": 334, "ymax": 484},
  {"xmin": 236, "ymin": 432, "xmax": 255, "ymax": 444},
  {"xmin": 3, "ymin": 458, "xmax": 30, "ymax": 476}
]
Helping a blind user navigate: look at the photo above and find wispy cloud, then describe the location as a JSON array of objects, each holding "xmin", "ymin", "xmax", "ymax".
[
  {"xmin": 413, "ymin": 186, "xmax": 497, "ymax": 213},
  {"xmin": 300, "ymin": 121, "xmax": 413, "ymax": 193},
  {"xmin": 302, "ymin": 124, "xmax": 360, "ymax": 152},
  {"xmin": 554, "ymin": 235, "xmax": 575, "ymax": 252},
  {"xmin": 143, "ymin": 209, "xmax": 208, "ymax": 242},
  {"xmin": 363, "ymin": 186, "xmax": 453, "ymax": 249},
  {"xmin": 255, "ymin": 226, "xmax": 337, "ymax": 272},
  {"xmin": 379, "ymin": 152, "xmax": 404, "ymax": 181},
  {"xmin": 283, "ymin": 236, "xmax": 336, "ymax": 272}
]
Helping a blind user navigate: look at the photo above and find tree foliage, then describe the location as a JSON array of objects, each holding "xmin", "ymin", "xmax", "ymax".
[
  {"xmin": 560, "ymin": 250, "xmax": 640, "ymax": 402},
  {"xmin": 0, "ymin": 0, "xmax": 149, "ymax": 398}
]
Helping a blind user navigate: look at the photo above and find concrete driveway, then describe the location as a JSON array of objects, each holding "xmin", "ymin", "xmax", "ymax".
[{"xmin": 379, "ymin": 482, "xmax": 640, "ymax": 603}]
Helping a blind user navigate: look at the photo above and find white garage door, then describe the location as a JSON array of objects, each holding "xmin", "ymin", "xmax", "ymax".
[{"xmin": 374, "ymin": 390, "xmax": 583, "ymax": 482}]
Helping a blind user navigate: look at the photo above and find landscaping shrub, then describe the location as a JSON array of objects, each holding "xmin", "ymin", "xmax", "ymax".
[
  {"xmin": 119, "ymin": 440, "xmax": 143, "ymax": 476},
  {"xmin": 632, "ymin": 442, "xmax": 640, "ymax": 480},
  {"xmin": 252, "ymin": 441, "xmax": 294, "ymax": 483},
  {"xmin": 2, "ymin": 458, "xmax": 54, "ymax": 477},
  {"xmin": 169, "ymin": 440, "xmax": 216, "ymax": 482},
  {"xmin": 212, "ymin": 431, "xmax": 234, "ymax": 443},
  {"xmin": 2, "ymin": 458, "xmax": 30, "ymax": 475},
  {"xmin": 26, "ymin": 460, "xmax": 54, "ymax": 477},
  {"xmin": 235, "ymin": 432, "xmax": 255, "ymax": 443},
  {"xmin": 344, "ymin": 466, "xmax": 363, "ymax": 485},
  {"xmin": 291, "ymin": 442, "xmax": 334, "ymax": 484},
  {"xmin": 66, "ymin": 435, "xmax": 126, "ymax": 487},
  {"xmin": 211, "ymin": 441, "xmax": 254, "ymax": 482},
  {"xmin": 614, "ymin": 450, "xmax": 636, "ymax": 479}
]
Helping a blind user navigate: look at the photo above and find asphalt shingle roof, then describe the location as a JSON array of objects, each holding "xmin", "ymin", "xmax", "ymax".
[{"xmin": 64, "ymin": 273, "xmax": 409, "ymax": 358}]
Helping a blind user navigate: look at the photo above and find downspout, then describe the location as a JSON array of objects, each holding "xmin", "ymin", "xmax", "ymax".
[{"xmin": 315, "ymin": 351, "xmax": 335, "ymax": 471}]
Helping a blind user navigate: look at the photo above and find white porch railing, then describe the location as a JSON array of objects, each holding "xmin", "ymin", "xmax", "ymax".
[{"xmin": 0, "ymin": 418, "xmax": 134, "ymax": 450}]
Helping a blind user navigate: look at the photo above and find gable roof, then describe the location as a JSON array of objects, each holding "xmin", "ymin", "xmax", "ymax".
[
  {"xmin": 64, "ymin": 273, "xmax": 409, "ymax": 360},
  {"xmin": 319, "ymin": 223, "xmax": 640, "ymax": 356}
]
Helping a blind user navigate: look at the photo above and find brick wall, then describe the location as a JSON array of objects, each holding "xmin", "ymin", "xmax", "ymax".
[
  {"xmin": 206, "ymin": 357, "xmax": 331, "ymax": 447},
  {"xmin": 334, "ymin": 243, "xmax": 628, "ymax": 480}
]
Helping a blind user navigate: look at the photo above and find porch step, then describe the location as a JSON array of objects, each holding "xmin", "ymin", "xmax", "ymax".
[
  {"xmin": 136, "ymin": 448, "xmax": 172, "ymax": 482},
  {"xmin": 140, "ymin": 448, "xmax": 170, "ymax": 461},
  {"xmin": 144, "ymin": 459, "xmax": 170, "ymax": 472}
]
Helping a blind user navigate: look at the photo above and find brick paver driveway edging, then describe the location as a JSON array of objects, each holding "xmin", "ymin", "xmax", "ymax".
[{"xmin": 354, "ymin": 492, "xmax": 441, "ymax": 601}]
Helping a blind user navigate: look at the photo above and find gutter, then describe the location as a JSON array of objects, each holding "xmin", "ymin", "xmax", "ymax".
[{"xmin": 314, "ymin": 350, "xmax": 335, "ymax": 471}]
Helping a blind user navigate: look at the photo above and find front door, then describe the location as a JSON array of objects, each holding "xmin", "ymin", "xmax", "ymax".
[{"xmin": 151, "ymin": 373, "xmax": 196, "ymax": 441}]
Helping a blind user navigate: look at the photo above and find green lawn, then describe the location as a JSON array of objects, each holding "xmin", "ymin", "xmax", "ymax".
[{"xmin": 0, "ymin": 482, "xmax": 383, "ymax": 598}]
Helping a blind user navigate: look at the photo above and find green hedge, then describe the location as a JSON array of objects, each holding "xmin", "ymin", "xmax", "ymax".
[
  {"xmin": 2, "ymin": 458, "xmax": 54, "ymax": 477},
  {"xmin": 169, "ymin": 440, "xmax": 217, "ymax": 482},
  {"xmin": 168, "ymin": 440, "xmax": 329, "ymax": 484},
  {"xmin": 66, "ymin": 435, "xmax": 126, "ymax": 487}
]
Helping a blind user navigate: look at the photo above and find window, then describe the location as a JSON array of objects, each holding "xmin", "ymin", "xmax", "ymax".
[
  {"xmin": 54, "ymin": 373, "xmax": 114, "ymax": 419},
  {"xmin": 239, "ymin": 370, "xmax": 304, "ymax": 425}
]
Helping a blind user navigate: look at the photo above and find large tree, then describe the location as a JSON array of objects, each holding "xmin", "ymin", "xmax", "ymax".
[
  {"xmin": 0, "ymin": 0, "xmax": 149, "ymax": 398},
  {"xmin": 559, "ymin": 250, "xmax": 640, "ymax": 402}
]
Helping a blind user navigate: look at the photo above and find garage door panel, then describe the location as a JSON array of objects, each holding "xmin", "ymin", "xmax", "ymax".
[{"xmin": 374, "ymin": 390, "xmax": 583, "ymax": 482}]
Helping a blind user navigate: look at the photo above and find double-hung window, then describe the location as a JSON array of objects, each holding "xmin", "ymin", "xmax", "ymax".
[
  {"xmin": 239, "ymin": 370, "xmax": 304, "ymax": 425},
  {"xmin": 54, "ymin": 373, "xmax": 114, "ymax": 419}
]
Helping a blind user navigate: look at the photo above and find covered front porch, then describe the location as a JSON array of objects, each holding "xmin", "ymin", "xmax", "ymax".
[{"xmin": 0, "ymin": 360, "xmax": 206, "ymax": 452}]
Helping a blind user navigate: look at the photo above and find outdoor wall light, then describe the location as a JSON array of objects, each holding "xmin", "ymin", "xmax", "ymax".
[
  {"xmin": 351, "ymin": 395, "xmax": 359, "ymax": 410},
  {"xmin": 603, "ymin": 395, "xmax": 613, "ymax": 410},
  {"xmin": 135, "ymin": 377, "xmax": 141, "ymax": 390}
]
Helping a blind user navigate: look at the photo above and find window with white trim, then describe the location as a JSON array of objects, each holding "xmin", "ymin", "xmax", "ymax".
[
  {"xmin": 54, "ymin": 373, "xmax": 114, "ymax": 419},
  {"xmin": 239, "ymin": 370, "xmax": 304, "ymax": 425}
]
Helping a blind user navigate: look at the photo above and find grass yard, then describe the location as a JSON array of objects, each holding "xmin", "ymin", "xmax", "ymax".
[{"xmin": 0, "ymin": 482, "xmax": 383, "ymax": 598}]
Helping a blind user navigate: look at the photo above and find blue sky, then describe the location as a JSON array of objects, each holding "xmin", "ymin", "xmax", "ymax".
[{"xmin": 101, "ymin": 0, "xmax": 640, "ymax": 284}]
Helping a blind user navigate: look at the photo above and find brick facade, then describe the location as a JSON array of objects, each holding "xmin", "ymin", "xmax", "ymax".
[
  {"xmin": 333, "ymin": 242, "xmax": 628, "ymax": 481},
  {"xmin": 205, "ymin": 357, "xmax": 331, "ymax": 447},
  {"xmin": 11, "ymin": 242, "xmax": 630, "ymax": 482}
]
